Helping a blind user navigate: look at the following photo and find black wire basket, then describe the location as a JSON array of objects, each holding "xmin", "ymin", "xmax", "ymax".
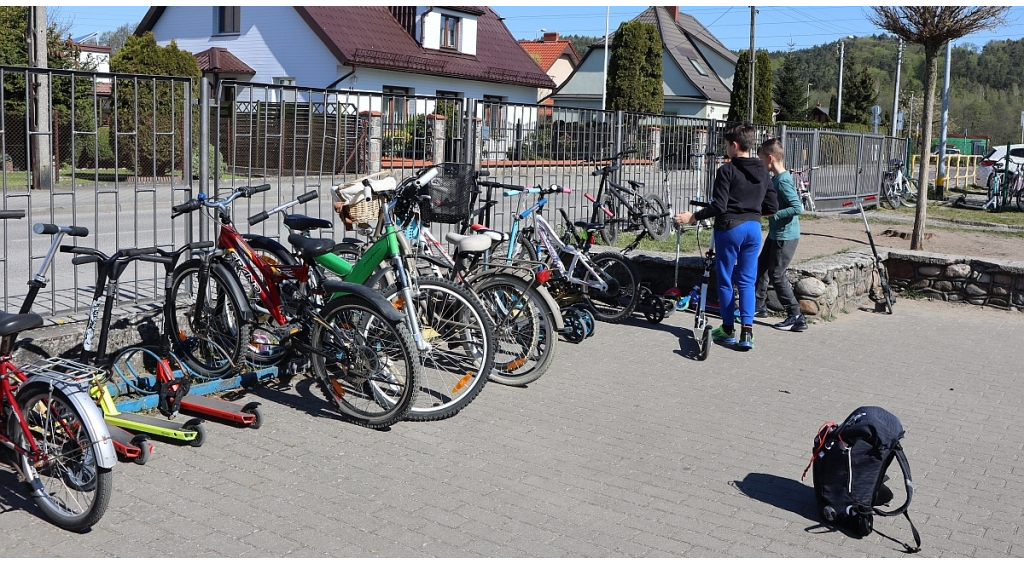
[{"xmin": 420, "ymin": 163, "xmax": 476, "ymax": 224}]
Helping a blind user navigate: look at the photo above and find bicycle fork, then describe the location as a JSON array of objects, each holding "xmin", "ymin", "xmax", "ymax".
[{"xmin": 390, "ymin": 255, "xmax": 432, "ymax": 353}]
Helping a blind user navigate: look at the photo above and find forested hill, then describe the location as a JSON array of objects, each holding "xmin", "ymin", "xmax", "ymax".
[{"xmin": 768, "ymin": 34, "xmax": 1024, "ymax": 145}]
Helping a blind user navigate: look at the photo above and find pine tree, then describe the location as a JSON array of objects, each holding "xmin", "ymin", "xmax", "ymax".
[
  {"xmin": 606, "ymin": 22, "xmax": 663, "ymax": 113},
  {"xmin": 774, "ymin": 56, "xmax": 805, "ymax": 121},
  {"xmin": 840, "ymin": 53, "xmax": 877, "ymax": 124},
  {"xmin": 755, "ymin": 50, "xmax": 774, "ymax": 124},
  {"xmin": 727, "ymin": 50, "xmax": 750, "ymax": 122}
]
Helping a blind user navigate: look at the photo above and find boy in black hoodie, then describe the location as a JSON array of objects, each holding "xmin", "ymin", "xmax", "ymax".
[{"xmin": 674, "ymin": 123, "xmax": 777, "ymax": 350}]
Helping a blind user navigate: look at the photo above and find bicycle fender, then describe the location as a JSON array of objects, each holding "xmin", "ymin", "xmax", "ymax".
[
  {"xmin": 241, "ymin": 234, "xmax": 298, "ymax": 265},
  {"xmin": 322, "ymin": 280, "xmax": 406, "ymax": 324},
  {"xmin": 17, "ymin": 378, "xmax": 118, "ymax": 469},
  {"xmin": 211, "ymin": 262, "xmax": 257, "ymax": 323},
  {"xmin": 534, "ymin": 285, "xmax": 565, "ymax": 330}
]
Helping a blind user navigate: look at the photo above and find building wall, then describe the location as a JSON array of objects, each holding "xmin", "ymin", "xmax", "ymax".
[{"xmin": 661, "ymin": 50, "xmax": 701, "ymax": 98}]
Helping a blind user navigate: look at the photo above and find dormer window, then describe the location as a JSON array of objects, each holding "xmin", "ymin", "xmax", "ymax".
[
  {"xmin": 441, "ymin": 15, "xmax": 460, "ymax": 49},
  {"xmin": 689, "ymin": 58, "xmax": 709, "ymax": 77},
  {"xmin": 217, "ymin": 7, "xmax": 240, "ymax": 35}
]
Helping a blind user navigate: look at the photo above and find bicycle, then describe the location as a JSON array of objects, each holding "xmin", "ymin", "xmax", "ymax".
[
  {"xmin": 171, "ymin": 186, "xmax": 422, "ymax": 428},
  {"xmin": 880, "ymin": 159, "xmax": 918, "ymax": 210},
  {"xmin": 587, "ymin": 149, "xmax": 671, "ymax": 245},
  {"xmin": 0, "ymin": 210, "xmax": 116, "ymax": 531},
  {"xmin": 243, "ymin": 169, "xmax": 495, "ymax": 422},
  {"xmin": 790, "ymin": 166, "xmax": 820, "ymax": 212}
]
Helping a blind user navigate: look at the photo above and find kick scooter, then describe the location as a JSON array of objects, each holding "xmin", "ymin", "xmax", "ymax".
[
  {"xmin": 687, "ymin": 201, "xmax": 715, "ymax": 361},
  {"xmin": 843, "ymin": 194, "xmax": 894, "ymax": 314}
]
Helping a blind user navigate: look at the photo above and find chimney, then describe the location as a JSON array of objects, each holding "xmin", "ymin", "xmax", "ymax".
[
  {"xmin": 667, "ymin": 6, "xmax": 679, "ymax": 21},
  {"xmin": 542, "ymin": 31, "xmax": 559, "ymax": 42}
]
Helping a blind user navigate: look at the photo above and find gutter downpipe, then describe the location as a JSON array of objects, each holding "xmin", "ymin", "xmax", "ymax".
[{"xmin": 326, "ymin": 63, "xmax": 357, "ymax": 90}]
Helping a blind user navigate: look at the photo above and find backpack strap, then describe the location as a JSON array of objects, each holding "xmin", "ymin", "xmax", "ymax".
[
  {"xmin": 872, "ymin": 445, "xmax": 921, "ymax": 553},
  {"xmin": 801, "ymin": 421, "xmax": 837, "ymax": 481}
]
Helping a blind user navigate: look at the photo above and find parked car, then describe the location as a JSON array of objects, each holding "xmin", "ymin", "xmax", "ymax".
[
  {"xmin": 931, "ymin": 143, "xmax": 961, "ymax": 156},
  {"xmin": 975, "ymin": 144, "xmax": 1024, "ymax": 191}
]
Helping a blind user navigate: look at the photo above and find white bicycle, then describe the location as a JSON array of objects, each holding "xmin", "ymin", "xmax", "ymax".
[{"xmin": 881, "ymin": 159, "xmax": 918, "ymax": 209}]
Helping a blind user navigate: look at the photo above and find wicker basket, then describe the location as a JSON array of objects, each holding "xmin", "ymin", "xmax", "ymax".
[{"xmin": 344, "ymin": 196, "xmax": 382, "ymax": 224}]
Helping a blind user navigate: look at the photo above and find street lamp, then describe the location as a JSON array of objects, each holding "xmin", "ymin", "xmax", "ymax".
[
  {"xmin": 806, "ymin": 82, "xmax": 813, "ymax": 110},
  {"xmin": 836, "ymin": 36, "xmax": 854, "ymax": 123}
]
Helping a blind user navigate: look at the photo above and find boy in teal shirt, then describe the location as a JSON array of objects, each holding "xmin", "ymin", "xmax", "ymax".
[{"xmin": 755, "ymin": 139, "xmax": 807, "ymax": 331}]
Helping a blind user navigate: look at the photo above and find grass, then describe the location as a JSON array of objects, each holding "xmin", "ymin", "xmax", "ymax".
[
  {"xmin": 900, "ymin": 287, "xmax": 926, "ymax": 300},
  {"xmin": 609, "ymin": 227, "xmax": 705, "ymax": 254},
  {"xmin": 885, "ymin": 202, "xmax": 1024, "ymax": 227}
]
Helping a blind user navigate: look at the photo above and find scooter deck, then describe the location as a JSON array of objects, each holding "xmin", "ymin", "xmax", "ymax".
[
  {"xmin": 106, "ymin": 422, "xmax": 143, "ymax": 459},
  {"xmin": 105, "ymin": 412, "xmax": 198, "ymax": 441},
  {"xmin": 180, "ymin": 393, "xmax": 256, "ymax": 425}
]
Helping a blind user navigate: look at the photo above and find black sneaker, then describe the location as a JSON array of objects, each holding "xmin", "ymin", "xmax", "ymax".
[
  {"xmin": 754, "ymin": 307, "xmax": 769, "ymax": 318},
  {"xmin": 774, "ymin": 315, "xmax": 808, "ymax": 332}
]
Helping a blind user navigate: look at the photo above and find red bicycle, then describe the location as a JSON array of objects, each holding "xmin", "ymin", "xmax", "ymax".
[{"xmin": 167, "ymin": 186, "xmax": 421, "ymax": 428}]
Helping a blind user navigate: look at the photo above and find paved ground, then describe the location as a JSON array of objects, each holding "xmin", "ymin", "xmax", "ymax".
[{"xmin": 1, "ymin": 298, "xmax": 1021, "ymax": 557}]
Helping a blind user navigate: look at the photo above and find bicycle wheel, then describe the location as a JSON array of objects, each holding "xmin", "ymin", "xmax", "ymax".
[
  {"xmin": 490, "ymin": 233, "xmax": 538, "ymax": 266},
  {"xmin": 471, "ymin": 273, "xmax": 557, "ymax": 386},
  {"xmin": 802, "ymin": 181, "xmax": 817, "ymax": 213},
  {"xmin": 643, "ymin": 194, "xmax": 671, "ymax": 240},
  {"xmin": 881, "ymin": 176, "xmax": 902, "ymax": 209},
  {"xmin": 310, "ymin": 294, "xmax": 421, "ymax": 428},
  {"xmin": 1017, "ymin": 185, "xmax": 1024, "ymax": 212},
  {"xmin": 587, "ymin": 251, "xmax": 641, "ymax": 323},
  {"xmin": 903, "ymin": 177, "xmax": 918, "ymax": 207},
  {"xmin": 382, "ymin": 276, "xmax": 495, "ymax": 421},
  {"xmin": 10, "ymin": 384, "xmax": 112, "ymax": 532},
  {"xmin": 600, "ymin": 195, "xmax": 619, "ymax": 245},
  {"xmin": 166, "ymin": 258, "xmax": 252, "ymax": 379}
]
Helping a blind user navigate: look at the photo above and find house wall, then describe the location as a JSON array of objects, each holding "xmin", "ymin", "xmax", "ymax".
[
  {"xmin": 662, "ymin": 50, "xmax": 701, "ymax": 98},
  {"xmin": 421, "ymin": 9, "xmax": 478, "ymax": 56}
]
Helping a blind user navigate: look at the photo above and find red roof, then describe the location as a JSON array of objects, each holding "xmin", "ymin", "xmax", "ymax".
[
  {"xmin": 194, "ymin": 47, "xmax": 256, "ymax": 75},
  {"xmin": 517, "ymin": 40, "xmax": 579, "ymax": 73}
]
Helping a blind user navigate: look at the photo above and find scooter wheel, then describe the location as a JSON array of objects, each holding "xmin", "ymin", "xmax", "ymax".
[
  {"xmin": 697, "ymin": 325, "xmax": 712, "ymax": 361},
  {"xmin": 243, "ymin": 405, "xmax": 264, "ymax": 429},
  {"xmin": 645, "ymin": 296, "xmax": 666, "ymax": 324},
  {"xmin": 130, "ymin": 435, "xmax": 151, "ymax": 466},
  {"xmin": 183, "ymin": 421, "xmax": 207, "ymax": 447},
  {"xmin": 561, "ymin": 310, "xmax": 586, "ymax": 344},
  {"xmin": 577, "ymin": 308, "xmax": 595, "ymax": 337}
]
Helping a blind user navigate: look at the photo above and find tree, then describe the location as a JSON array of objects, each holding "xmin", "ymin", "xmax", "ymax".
[
  {"xmin": 774, "ymin": 55, "xmax": 805, "ymax": 121},
  {"xmin": 869, "ymin": 6, "xmax": 1009, "ymax": 250},
  {"xmin": 109, "ymin": 32, "xmax": 201, "ymax": 176},
  {"xmin": 841, "ymin": 53, "xmax": 878, "ymax": 125},
  {"xmin": 95, "ymin": 22, "xmax": 137, "ymax": 55},
  {"xmin": 1, "ymin": 6, "xmax": 83, "ymax": 115},
  {"xmin": 605, "ymin": 21, "xmax": 663, "ymax": 113},
  {"xmin": 729, "ymin": 49, "xmax": 773, "ymax": 124},
  {"xmin": 755, "ymin": 50, "xmax": 774, "ymax": 124}
]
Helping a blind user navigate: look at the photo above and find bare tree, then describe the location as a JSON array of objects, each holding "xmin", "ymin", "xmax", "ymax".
[{"xmin": 868, "ymin": 7, "xmax": 1009, "ymax": 250}]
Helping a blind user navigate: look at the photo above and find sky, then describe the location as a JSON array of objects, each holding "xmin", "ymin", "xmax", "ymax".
[{"xmin": 54, "ymin": 5, "xmax": 1024, "ymax": 54}]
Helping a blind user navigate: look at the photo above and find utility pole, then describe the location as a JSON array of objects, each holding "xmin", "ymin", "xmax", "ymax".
[
  {"xmin": 27, "ymin": 6, "xmax": 52, "ymax": 191},
  {"xmin": 806, "ymin": 82, "xmax": 813, "ymax": 110},
  {"xmin": 747, "ymin": 6, "xmax": 756, "ymax": 123},
  {"xmin": 936, "ymin": 40, "xmax": 952, "ymax": 201},
  {"xmin": 601, "ymin": 6, "xmax": 609, "ymax": 111},
  {"xmin": 836, "ymin": 38, "xmax": 846, "ymax": 123},
  {"xmin": 890, "ymin": 38, "xmax": 903, "ymax": 138}
]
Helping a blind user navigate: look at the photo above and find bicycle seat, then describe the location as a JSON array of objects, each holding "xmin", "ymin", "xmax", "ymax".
[
  {"xmin": 0, "ymin": 311, "xmax": 43, "ymax": 337},
  {"xmin": 626, "ymin": 179, "xmax": 645, "ymax": 189},
  {"xmin": 574, "ymin": 221, "xmax": 604, "ymax": 232},
  {"xmin": 889, "ymin": 158, "xmax": 904, "ymax": 166},
  {"xmin": 445, "ymin": 232, "xmax": 492, "ymax": 253},
  {"xmin": 470, "ymin": 224, "xmax": 508, "ymax": 242},
  {"xmin": 287, "ymin": 233, "xmax": 335, "ymax": 258},
  {"xmin": 283, "ymin": 214, "xmax": 333, "ymax": 232}
]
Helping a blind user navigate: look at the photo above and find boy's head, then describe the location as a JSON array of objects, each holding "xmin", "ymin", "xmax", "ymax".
[
  {"xmin": 723, "ymin": 123, "xmax": 757, "ymax": 157},
  {"xmin": 757, "ymin": 138, "xmax": 786, "ymax": 173}
]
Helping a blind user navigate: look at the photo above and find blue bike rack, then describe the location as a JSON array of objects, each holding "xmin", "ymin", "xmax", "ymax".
[{"xmin": 112, "ymin": 366, "xmax": 278, "ymax": 414}]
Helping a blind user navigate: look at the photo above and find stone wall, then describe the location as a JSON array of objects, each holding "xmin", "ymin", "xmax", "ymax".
[{"xmin": 885, "ymin": 250, "xmax": 1024, "ymax": 311}]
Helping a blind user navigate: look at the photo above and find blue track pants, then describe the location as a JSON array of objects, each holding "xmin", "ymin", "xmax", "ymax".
[{"xmin": 714, "ymin": 221, "xmax": 763, "ymax": 328}]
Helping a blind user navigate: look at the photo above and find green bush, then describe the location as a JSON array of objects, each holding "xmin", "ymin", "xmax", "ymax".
[
  {"xmin": 777, "ymin": 121, "xmax": 874, "ymax": 133},
  {"xmin": 191, "ymin": 143, "xmax": 227, "ymax": 179},
  {"xmin": 76, "ymin": 126, "xmax": 117, "ymax": 168}
]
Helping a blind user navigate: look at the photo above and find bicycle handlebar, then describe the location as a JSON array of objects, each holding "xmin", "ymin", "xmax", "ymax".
[
  {"xmin": 33, "ymin": 223, "xmax": 89, "ymax": 237},
  {"xmin": 246, "ymin": 189, "xmax": 319, "ymax": 226},
  {"xmin": 501, "ymin": 184, "xmax": 569, "ymax": 197},
  {"xmin": 172, "ymin": 184, "xmax": 273, "ymax": 217},
  {"xmin": 584, "ymin": 192, "xmax": 615, "ymax": 217},
  {"xmin": 689, "ymin": 200, "xmax": 710, "ymax": 208},
  {"xmin": 0, "ymin": 210, "xmax": 25, "ymax": 220}
]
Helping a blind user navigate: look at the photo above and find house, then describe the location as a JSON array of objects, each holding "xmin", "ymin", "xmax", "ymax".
[
  {"xmin": 134, "ymin": 6, "xmax": 554, "ymax": 105},
  {"xmin": 811, "ymin": 103, "xmax": 831, "ymax": 124},
  {"xmin": 550, "ymin": 6, "xmax": 736, "ymax": 119},
  {"xmin": 517, "ymin": 32, "xmax": 580, "ymax": 103}
]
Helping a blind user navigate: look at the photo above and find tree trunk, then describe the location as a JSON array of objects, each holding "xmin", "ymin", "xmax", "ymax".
[{"xmin": 912, "ymin": 46, "xmax": 939, "ymax": 251}]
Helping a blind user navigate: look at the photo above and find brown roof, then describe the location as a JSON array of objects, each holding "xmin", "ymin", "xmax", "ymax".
[
  {"xmin": 517, "ymin": 39, "xmax": 580, "ymax": 72},
  {"xmin": 136, "ymin": 6, "xmax": 553, "ymax": 89},
  {"xmin": 194, "ymin": 47, "xmax": 256, "ymax": 75}
]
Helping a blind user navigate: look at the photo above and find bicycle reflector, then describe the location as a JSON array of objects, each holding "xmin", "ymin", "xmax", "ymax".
[
  {"xmin": 536, "ymin": 268, "xmax": 551, "ymax": 284},
  {"xmin": 588, "ymin": 233, "xmax": 596, "ymax": 246}
]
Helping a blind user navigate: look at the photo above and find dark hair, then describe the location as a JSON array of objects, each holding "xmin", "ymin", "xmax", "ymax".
[
  {"xmin": 757, "ymin": 138, "xmax": 784, "ymax": 161},
  {"xmin": 723, "ymin": 123, "xmax": 757, "ymax": 152}
]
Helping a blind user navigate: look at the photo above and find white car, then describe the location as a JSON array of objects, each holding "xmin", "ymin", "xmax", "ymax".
[{"xmin": 976, "ymin": 144, "xmax": 1024, "ymax": 191}]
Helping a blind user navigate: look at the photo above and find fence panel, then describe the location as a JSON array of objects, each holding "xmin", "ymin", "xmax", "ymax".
[{"xmin": 1, "ymin": 66, "xmax": 193, "ymax": 315}]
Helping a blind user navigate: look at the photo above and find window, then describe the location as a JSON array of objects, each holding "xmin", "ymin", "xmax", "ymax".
[
  {"xmin": 382, "ymin": 85, "xmax": 410, "ymax": 129},
  {"xmin": 483, "ymin": 95, "xmax": 504, "ymax": 133},
  {"xmin": 436, "ymin": 90, "xmax": 460, "ymax": 99},
  {"xmin": 274, "ymin": 77, "xmax": 295, "ymax": 102},
  {"xmin": 217, "ymin": 7, "xmax": 240, "ymax": 35},
  {"xmin": 273, "ymin": 77, "xmax": 295, "ymax": 86},
  {"xmin": 440, "ymin": 15, "xmax": 460, "ymax": 49},
  {"xmin": 689, "ymin": 58, "xmax": 708, "ymax": 77}
]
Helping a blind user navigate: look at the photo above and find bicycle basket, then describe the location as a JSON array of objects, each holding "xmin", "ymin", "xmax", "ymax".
[
  {"xmin": 420, "ymin": 163, "xmax": 475, "ymax": 224},
  {"xmin": 345, "ymin": 196, "xmax": 382, "ymax": 224}
]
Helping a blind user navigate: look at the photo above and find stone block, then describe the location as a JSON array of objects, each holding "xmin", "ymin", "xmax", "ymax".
[
  {"xmin": 799, "ymin": 299, "xmax": 819, "ymax": 316},
  {"xmin": 918, "ymin": 265, "xmax": 942, "ymax": 277},
  {"xmin": 965, "ymin": 284, "xmax": 987, "ymax": 296},
  {"xmin": 993, "ymin": 286, "xmax": 1009, "ymax": 296},
  {"xmin": 920, "ymin": 288, "xmax": 945, "ymax": 300},
  {"xmin": 823, "ymin": 282, "xmax": 839, "ymax": 301},
  {"xmin": 887, "ymin": 259, "xmax": 915, "ymax": 279},
  {"xmin": 947, "ymin": 294, "xmax": 962, "ymax": 302},
  {"xmin": 909, "ymin": 279, "xmax": 931, "ymax": 290},
  {"xmin": 994, "ymin": 273, "xmax": 1013, "ymax": 285},
  {"xmin": 795, "ymin": 277, "xmax": 826, "ymax": 297},
  {"xmin": 968, "ymin": 297, "xmax": 987, "ymax": 305},
  {"xmin": 945, "ymin": 263, "xmax": 971, "ymax": 278},
  {"xmin": 933, "ymin": 281, "xmax": 953, "ymax": 292},
  {"xmin": 977, "ymin": 272, "xmax": 992, "ymax": 284},
  {"xmin": 1017, "ymin": 278, "xmax": 1024, "ymax": 290},
  {"xmin": 1014, "ymin": 293, "xmax": 1024, "ymax": 306},
  {"xmin": 989, "ymin": 298, "xmax": 1009, "ymax": 308}
]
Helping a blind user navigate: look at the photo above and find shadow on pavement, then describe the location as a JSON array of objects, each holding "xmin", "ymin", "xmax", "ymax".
[{"xmin": 730, "ymin": 472, "xmax": 859, "ymax": 539}]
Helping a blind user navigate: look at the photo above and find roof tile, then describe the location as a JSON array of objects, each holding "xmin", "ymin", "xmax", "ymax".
[
  {"xmin": 194, "ymin": 47, "xmax": 256, "ymax": 75},
  {"xmin": 517, "ymin": 40, "xmax": 580, "ymax": 72}
]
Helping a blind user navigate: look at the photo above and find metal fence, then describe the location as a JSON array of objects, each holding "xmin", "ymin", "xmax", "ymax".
[{"xmin": 1, "ymin": 65, "xmax": 906, "ymax": 316}]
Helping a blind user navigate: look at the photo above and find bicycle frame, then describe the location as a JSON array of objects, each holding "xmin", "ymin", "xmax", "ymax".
[{"xmin": 534, "ymin": 212, "xmax": 608, "ymax": 292}]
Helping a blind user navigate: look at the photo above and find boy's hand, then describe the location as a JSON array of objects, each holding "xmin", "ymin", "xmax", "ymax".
[{"xmin": 674, "ymin": 211, "xmax": 696, "ymax": 226}]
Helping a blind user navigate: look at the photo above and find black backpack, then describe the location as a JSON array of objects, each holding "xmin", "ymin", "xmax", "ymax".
[{"xmin": 802, "ymin": 406, "xmax": 921, "ymax": 553}]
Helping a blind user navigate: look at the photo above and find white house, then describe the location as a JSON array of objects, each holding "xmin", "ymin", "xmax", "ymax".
[
  {"xmin": 551, "ymin": 6, "xmax": 736, "ymax": 119},
  {"xmin": 134, "ymin": 6, "xmax": 554, "ymax": 106}
]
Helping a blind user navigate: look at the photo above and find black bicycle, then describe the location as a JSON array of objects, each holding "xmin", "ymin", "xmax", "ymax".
[{"xmin": 586, "ymin": 149, "xmax": 671, "ymax": 245}]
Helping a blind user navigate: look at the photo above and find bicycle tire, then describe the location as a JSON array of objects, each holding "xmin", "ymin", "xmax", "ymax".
[
  {"xmin": 903, "ymin": 177, "xmax": 918, "ymax": 208},
  {"xmin": 587, "ymin": 251, "xmax": 641, "ymax": 323},
  {"xmin": 600, "ymin": 195, "xmax": 619, "ymax": 246},
  {"xmin": 382, "ymin": 276, "xmax": 496, "ymax": 421},
  {"xmin": 166, "ymin": 258, "xmax": 252, "ymax": 379},
  {"xmin": 881, "ymin": 176, "xmax": 902, "ymax": 209},
  {"xmin": 10, "ymin": 384, "xmax": 113, "ymax": 532},
  {"xmin": 310, "ymin": 294, "xmax": 421, "ymax": 428},
  {"xmin": 643, "ymin": 194, "xmax": 671, "ymax": 240},
  {"xmin": 801, "ymin": 180, "xmax": 817, "ymax": 213},
  {"xmin": 491, "ymin": 232, "xmax": 538, "ymax": 266},
  {"xmin": 1017, "ymin": 185, "xmax": 1024, "ymax": 212},
  {"xmin": 471, "ymin": 273, "xmax": 557, "ymax": 387}
]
